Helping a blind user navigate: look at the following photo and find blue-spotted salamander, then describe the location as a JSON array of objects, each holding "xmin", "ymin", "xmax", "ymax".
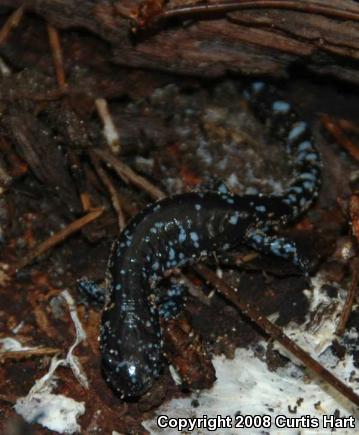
[{"xmin": 93, "ymin": 82, "xmax": 322, "ymax": 399}]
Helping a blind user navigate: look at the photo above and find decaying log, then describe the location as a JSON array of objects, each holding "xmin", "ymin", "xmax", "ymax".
[
  {"xmin": 1, "ymin": 0, "xmax": 359, "ymax": 83},
  {"xmin": 4, "ymin": 107, "xmax": 82, "ymax": 213}
]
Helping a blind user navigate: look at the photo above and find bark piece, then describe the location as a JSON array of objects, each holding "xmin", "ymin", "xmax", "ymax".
[{"xmin": 1, "ymin": 1, "xmax": 359, "ymax": 82}]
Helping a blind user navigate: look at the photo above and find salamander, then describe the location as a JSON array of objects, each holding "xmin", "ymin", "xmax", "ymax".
[{"xmin": 89, "ymin": 82, "xmax": 322, "ymax": 399}]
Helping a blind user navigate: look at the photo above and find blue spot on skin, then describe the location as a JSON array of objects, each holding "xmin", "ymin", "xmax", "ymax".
[
  {"xmin": 299, "ymin": 172, "xmax": 317, "ymax": 181},
  {"xmin": 303, "ymin": 181, "xmax": 314, "ymax": 191},
  {"xmin": 286, "ymin": 194, "xmax": 297, "ymax": 203},
  {"xmin": 304, "ymin": 153, "xmax": 319, "ymax": 162},
  {"xmin": 222, "ymin": 194, "xmax": 235, "ymax": 204},
  {"xmin": 296, "ymin": 151, "xmax": 310, "ymax": 162},
  {"xmin": 178, "ymin": 228, "xmax": 186, "ymax": 243},
  {"xmin": 128, "ymin": 365, "xmax": 136, "ymax": 376},
  {"xmin": 289, "ymin": 186, "xmax": 303, "ymax": 194},
  {"xmin": 288, "ymin": 122, "xmax": 307, "ymax": 142},
  {"xmin": 283, "ymin": 243, "xmax": 296, "ymax": 254},
  {"xmin": 190, "ymin": 232, "xmax": 199, "ymax": 248},
  {"xmin": 252, "ymin": 82, "xmax": 265, "ymax": 93},
  {"xmin": 251, "ymin": 233, "xmax": 263, "ymax": 244},
  {"xmin": 229, "ymin": 212, "xmax": 240, "ymax": 225},
  {"xmin": 152, "ymin": 262, "xmax": 160, "ymax": 271},
  {"xmin": 190, "ymin": 232, "xmax": 199, "ymax": 242},
  {"xmin": 255, "ymin": 205, "xmax": 266, "ymax": 213},
  {"xmin": 218, "ymin": 184, "xmax": 229, "ymax": 194},
  {"xmin": 297, "ymin": 141, "xmax": 312, "ymax": 153},
  {"xmin": 168, "ymin": 248, "xmax": 175, "ymax": 260},
  {"xmin": 270, "ymin": 240, "xmax": 282, "ymax": 256},
  {"xmin": 272, "ymin": 101, "xmax": 290, "ymax": 113}
]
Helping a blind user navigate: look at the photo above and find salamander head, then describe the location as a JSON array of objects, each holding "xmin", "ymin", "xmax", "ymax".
[
  {"xmin": 101, "ymin": 352, "xmax": 154, "ymax": 399},
  {"xmin": 100, "ymin": 307, "xmax": 163, "ymax": 399}
]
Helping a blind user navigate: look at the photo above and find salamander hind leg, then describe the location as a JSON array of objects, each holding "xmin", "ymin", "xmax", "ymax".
[
  {"xmin": 157, "ymin": 281, "xmax": 187, "ymax": 320},
  {"xmin": 244, "ymin": 227, "xmax": 310, "ymax": 277}
]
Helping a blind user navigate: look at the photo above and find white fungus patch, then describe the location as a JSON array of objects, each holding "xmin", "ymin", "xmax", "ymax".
[
  {"xmin": 15, "ymin": 383, "xmax": 85, "ymax": 434},
  {"xmin": 14, "ymin": 290, "xmax": 88, "ymax": 434},
  {"xmin": 0, "ymin": 337, "xmax": 33, "ymax": 352},
  {"xmin": 144, "ymin": 274, "xmax": 359, "ymax": 434},
  {"xmin": 144, "ymin": 345, "xmax": 358, "ymax": 435},
  {"xmin": 277, "ymin": 274, "xmax": 349, "ymax": 359}
]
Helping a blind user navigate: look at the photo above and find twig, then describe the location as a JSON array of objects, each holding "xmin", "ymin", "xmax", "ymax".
[
  {"xmin": 0, "ymin": 6, "xmax": 24, "ymax": 46},
  {"xmin": 349, "ymin": 193, "xmax": 359, "ymax": 244},
  {"xmin": 0, "ymin": 89, "xmax": 67, "ymax": 102},
  {"xmin": 67, "ymin": 149, "xmax": 92, "ymax": 212},
  {"xmin": 338, "ymin": 119, "xmax": 359, "ymax": 136},
  {"xmin": 94, "ymin": 148, "xmax": 165, "ymax": 200},
  {"xmin": 0, "ymin": 347, "xmax": 60, "ymax": 362},
  {"xmin": 95, "ymin": 98, "xmax": 121, "ymax": 155},
  {"xmin": 194, "ymin": 263, "xmax": 359, "ymax": 407},
  {"xmin": 89, "ymin": 151, "xmax": 126, "ymax": 231},
  {"xmin": 47, "ymin": 24, "xmax": 67, "ymax": 91},
  {"xmin": 320, "ymin": 113, "xmax": 359, "ymax": 163},
  {"xmin": 178, "ymin": 272, "xmax": 212, "ymax": 306},
  {"xmin": 14, "ymin": 208, "xmax": 104, "ymax": 272},
  {"xmin": 80, "ymin": 193, "xmax": 92, "ymax": 213},
  {"xmin": 134, "ymin": 0, "xmax": 359, "ymax": 29},
  {"xmin": 336, "ymin": 258, "xmax": 359, "ymax": 336}
]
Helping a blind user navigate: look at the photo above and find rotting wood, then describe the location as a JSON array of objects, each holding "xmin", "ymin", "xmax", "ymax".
[{"xmin": 1, "ymin": 1, "xmax": 359, "ymax": 83}]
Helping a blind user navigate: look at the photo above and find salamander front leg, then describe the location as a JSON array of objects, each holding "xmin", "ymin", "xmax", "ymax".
[
  {"xmin": 77, "ymin": 278, "xmax": 107, "ymax": 307},
  {"xmin": 244, "ymin": 228, "xmax": 310, "ymax": 277},
  {"xmin": 197, "ymin": 177, "xmax": 230, "ymax": 194},
  {"xmin": 157, "ymin": 281, "xmax": 187, "ymax": 320}
]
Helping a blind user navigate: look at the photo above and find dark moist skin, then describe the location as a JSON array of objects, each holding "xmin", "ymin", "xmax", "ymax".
[{"xmin": 94, "ymin": 81, "xmax": 322, "ymax": 399}]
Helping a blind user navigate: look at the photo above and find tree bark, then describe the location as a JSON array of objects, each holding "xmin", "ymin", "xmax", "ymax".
[{"xmin": 1, "ymin": 0, "xmax": 359, "ymax": 83}]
